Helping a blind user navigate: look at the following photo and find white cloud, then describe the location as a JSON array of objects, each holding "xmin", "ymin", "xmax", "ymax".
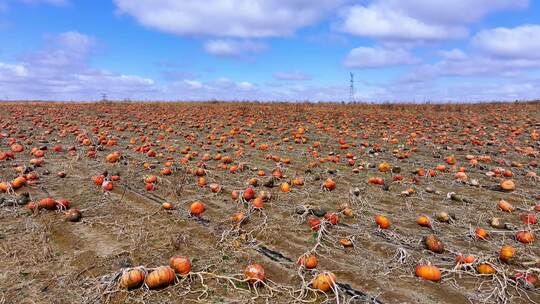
[
  {"xmin": 337, "ymin": 0, "xmax": 528, "ymax": 41},
  {"xmin": 344, "ymin": 47, "xmax": 419, "ymax": 68},
  {"xmin": 339, "ymin": 5, "xmax": 467, "ymax": 41},
  {"xmin": 386, "ymin": 0, "xmax": 528, "ymax": 25},
  {"xmin": 203, "ymin": 39, "xmax": 266, "ymax": 57},
  {"xmin": 0, "ymin": 62, "xmax": 27, "ymax": 77},
  {"xmin": 473, "ymin": 25, "xmax": 540, "ymax": 59},
  {"xmin": 273, "ymin": 70, "xmax": 312, "ymax": 81},
  {"xmin": 437, "ymin": 48, "xmax": 467, "ymax": 60},
  {"xmin": 0, "ymin": 31, "xmax": 158, "ymax": 100},
  {"xmin": 184, "ymin": 80, "xmax": 204, "ymax": 89},
  {"xmin": 113, "ymin": 0, "xmax": 344, "ymax": 38}
]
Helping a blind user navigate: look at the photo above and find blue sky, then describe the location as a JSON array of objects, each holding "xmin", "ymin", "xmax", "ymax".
[{"xmin": 0, "ymin": 0, "xmax": 539, "ymax": 102}]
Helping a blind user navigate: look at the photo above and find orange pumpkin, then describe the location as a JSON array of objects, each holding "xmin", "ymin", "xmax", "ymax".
[
  {"xmin": 477, "ymin": 263, "xmax": 497, "ymax": 275},
  {"xmin": 323, "ymin": 178, "xmax": 336, "ymax": 191},
  {"xmin": 500, "ymin": 180, "xmax": 515, "ymax": 191},
  {"xmin": 312, "ymin": 272, "xmax": 337, "ymax": 292},
  {"xmin": 119, "ymin": 268, "xmax": 145, "ymax": 289},
  {"xmin": 455, "ymin": 255, "xmax": 475, "ymax": 264},
  {"xmin": 497, "ymin": 199, "xmax": 514, "ymax": 212},
  {"xmin": 280, "ymin": 182, "xmax": 291, "ymax": 192},
  {"xmin": 415, "ymin": 264, "xmax": 441, "ymax": 281},
  {"xmin": 244, "ymin": 264, "xmax": 265, "ymax": 284},
  {"xmin": 162, "ymin": 202, "xmax": 174, "ymax": 210},
  {"xmin": 11, "ymin": 176, "xmax": 26, "ymax": 189},
  {"xmin": 298, "ymin": 254, "xmax": 318, "ymax": 269},
  {"xmin": 144, "ymin": 175, "xmax": 157, "ymax": 184},
  {"xmin": 499, "ymin": 245, "xmax": 515, "ymax": 262},
  {"xmin": 209, "ymin": 183, "xmax": 221, "ymax": 193},
  {"xmin": 252, "ymin": 197, "xmax": 264, "ymax": 209},
  {"xmin": 243, "ymin": 187, "xmax": 255, "ymax": 201},
  {"xmin": 375, "ymin": 215, "xmax": 391, "ymax": 229},
  {"xmin": 416, "ymin": 215, "xmax": 431, "ymax": 227},
  {"xmin": 92, "ymin": 175, "xmax": 104, "ymax": 186},
  {"xmin": 38, "ymin": 198, "xmax": 57, "ymax": 210},
  {"xmin": 145, "ymin": 266, "xmax": 175, "ymax": 289},
  {"xmin": 231, "ymin": 212, "xmax": 245, "ymax": 224},
  {"xmin": 516, "ymin": 231, "xmax": 535, "ymax": 244},
  {"xmin": 424, "ymin": 234, "xmax": 444, "ymax": 253},
  {"xmin": 190, "ymin": 201, "xmax": 205, "ymax": 216},
  {"xmin": 169, "ymin": 256, "xmax": 191, "ymax": 275},
  {"xmin": 475, "ymin": 228, "xmax": 488, "ymax": 240}
]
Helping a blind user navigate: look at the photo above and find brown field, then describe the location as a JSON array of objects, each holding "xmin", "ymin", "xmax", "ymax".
[{"xmin": 0, "ymin": 102, "xmax": 539, "ymax": 304}]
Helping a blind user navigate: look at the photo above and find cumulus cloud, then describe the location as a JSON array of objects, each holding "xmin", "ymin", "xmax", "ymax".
[
  {"xmin": 344, "ymin": 47, "xmax": 419, "ymax": 68},
  {"xmin": 473, "ymin": 25, "xmax": 540, "ymax": 59},
  {"xmin": 338, "ymin": 5, "xmax": 467, "ymax": 41},
  {"xmin": 203, "ymin": 39, "xmax": 266, "ymax": 57},
  {"xmin": 273, "ymin": 70, "xmax": 312, "ymax": 81},
  {"xmin": 338, "ymin": 0, "xmax": 528, "ymax": 41},
  {"xmin": 0, "ymin": 31, "xmax": 157, "ymax": 100},
  {"xmin": 437, "ymin": 48, "xmax": 467, "ymax": 61},
  {"xmin": 113, "ymin": 0, "xmax": 344, "ymax": 38}
]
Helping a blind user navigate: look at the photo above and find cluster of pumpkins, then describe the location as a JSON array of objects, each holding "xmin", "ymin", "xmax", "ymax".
[{"xmin": 119, "ymin": 256, "xmax": 338, "ymax": 293}]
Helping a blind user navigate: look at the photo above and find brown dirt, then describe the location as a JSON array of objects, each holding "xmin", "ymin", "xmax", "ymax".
[{"xmin": 0, "ymin": 102, "xmax": 539, "ymax": 304}]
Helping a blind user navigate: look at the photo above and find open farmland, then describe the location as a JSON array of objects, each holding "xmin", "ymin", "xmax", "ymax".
[{"xmin": 0, "ymin": 102, "xmax": 539, "ymax": 304}]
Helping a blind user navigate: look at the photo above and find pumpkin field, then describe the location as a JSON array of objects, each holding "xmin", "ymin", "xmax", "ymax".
[{"xmin": 0, "ymin": 101, "xmax": 539, "ymax": 304}]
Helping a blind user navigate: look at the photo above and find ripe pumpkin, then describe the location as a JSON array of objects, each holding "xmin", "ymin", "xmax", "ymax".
[
  {"xmin": 92, "ymin": 175, "xmax": 104, "ymax": 186},
  {"xmin": 56, "ymin": 199, "xmax": 70, "ymax": 210},
  {"xmin": 339, "ymin": 238, "xmax": 353, "ymax": 248},
  {"xmin": 497, "ymin": 199, "xmax": 514, "ymax": 212},
  {"xmin": 38, "ymin": 198, "xmax": 57, "ymax": 210},
  {"xmin": 209, "ymin": 183, "xmax": 221, "ymax": 193},
  {"xmin": 375, "ymin": 215, "xmax": 391, "ymax": 229},
  {"xmin": 298, "ymin": 254, "xmax": 318, "ymax": 269},
  {"xmin": 520, "ymin": 212, "xmax": 537, "ymax": 225},
  {"xmin": 415, "ymin": 264, "xmax": 441, "ymax": 282},
  {"xmin": 323, "ymin": 178, "xmax": 336, "ymax": 191},
  {"xmin": 144, "ymin": 175, "xmax": 157, "ymax": 184},
  {"xmin": 424, "ymin": 234, "xmax": 444, "ymax": 253},
  {"xmin": 162, "ymin": 202, "xmax": 174, "ymax": 210},
  {"xmin": 324, "ymin": 212, "xmax": 338, "ymax": 225},
  {"xmin": 243, "ymin": 187, "xmax": 255, "ymax": 201},
  {"xmin": 145, "ymin": 266, "xmax": 175, "ymax": 289},
  {"xmin": 500, "ymin": 180, "xmax": 515, "ymax": 191},
  {"xmin": 11, "ymin": 176, "xmax": 27, "ymax": 189},
  {"xmin": 252, "ymin": 197, "xmax": 264, "ymax": 209},
  {"xmin": 378, "ymin": 162, "xmax": 391, "ymax": 172},
  {"xmin": 416, "ymin": 215, "xmax": 431, "ymax": 227},
  {"xmin": 312, "ymin": 272, "xmax": 337, "ymax": 292},
  {"xmin": 231, "ymin": 212, "xmax": 245, "ymax": 224},
  {"xmin": 455, "ymin": 255, "xmax": 475, "ymax": 264},
  {"xmin": 292, "ymin": 178, "xmax": 304, "ymax": 186},
  {"xmin": 499, "ymin": 245, "xmax": 515, "ymax": 262},
  {"xmin": 169, "ymin": 256, "xmax": 191, "ymax": 275},
  {"xmin": 197, "ymin": 177, "xmax": 206, "ymax": 187},
  {"xmin": 119, "ymin": 268, "xmax": 145, "ymax": 289},
  {"xmin": 280, "ymin": 182, "xmax": 291, "ymax": 192},
  {"xmin": 244, "ymin": 264, "xmax": 265, "ymax": 284},
  {"xmin": 475, "ymin": 228, "xmax": 488, "ymax": 240},
  {"xmin": 308, "ymin": 217, "xmax": 321, "ymax": 231},
  {"xmin": 190, "ymin": 201, "xmax": 205, "ymax": 216},
  {"xmin": 102, "ymin": 181, "xmax": 113, "ymax": 191},
  {"xmin": 477, "ymin": 263, "xmax": 497, "ymax": 275},
  {"xmin": 515, "ymin": 231, "xmax": 535, "ymax": 244}
]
